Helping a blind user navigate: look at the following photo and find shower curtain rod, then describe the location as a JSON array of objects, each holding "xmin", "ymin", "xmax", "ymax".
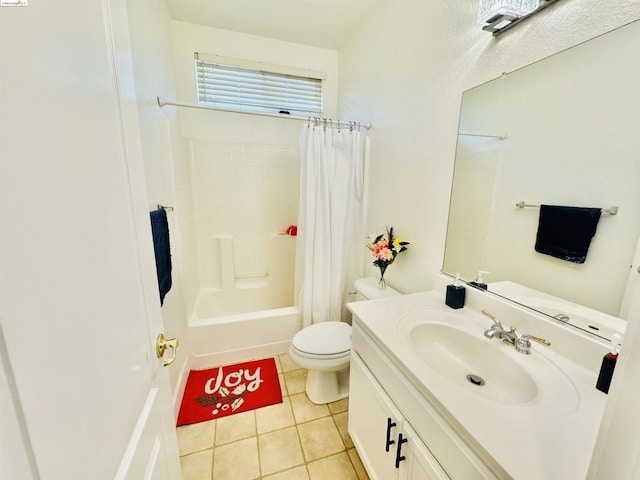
[{"xmin": 157, "ymin": 97, "xmax": 372, "ymax": 130}]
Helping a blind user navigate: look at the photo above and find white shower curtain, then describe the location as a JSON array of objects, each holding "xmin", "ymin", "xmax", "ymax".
[{"xmin": 295, "ymin": 123, "xmax": 369, "ymax": 328}]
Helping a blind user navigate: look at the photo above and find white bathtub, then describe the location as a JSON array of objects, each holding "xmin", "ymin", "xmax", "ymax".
[{"xmin": 188, "ymin": 288, "xmax": 299, "ymax": 368}]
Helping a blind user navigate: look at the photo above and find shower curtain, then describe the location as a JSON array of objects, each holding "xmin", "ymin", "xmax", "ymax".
[{"xmin": 295, "ymin": 123, "xmax": 369, "ymax": 328}]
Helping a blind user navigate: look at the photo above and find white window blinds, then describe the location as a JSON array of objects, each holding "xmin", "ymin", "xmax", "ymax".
[{"xmin": 195, "ymin": 53, "xmax": 323, "ymax": 117}]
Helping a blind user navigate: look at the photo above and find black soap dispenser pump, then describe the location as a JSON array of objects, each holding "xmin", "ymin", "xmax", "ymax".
[
  {"xmin": 596, "ymin": 333, "xmax": 622, "ymax": 394},
  {"xmin": 469, "ymin": 270, "xmax": 489, "ymax": 290},
  {"xmin": 446, "ymin": 273, "xmax": 466, "ymax": 309}
]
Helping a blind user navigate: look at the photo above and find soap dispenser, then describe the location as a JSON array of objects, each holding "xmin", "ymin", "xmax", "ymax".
[
  {"xmin": 445, "ymin": 273, "xmax": 466, "ymax": 309},
  {"xmin": 469, "ymin": 270, "xmax": 489, "ymax": 290},
  {"xmin": 596, "ymin": 333, "xmax": 622, "ymax": 394}
]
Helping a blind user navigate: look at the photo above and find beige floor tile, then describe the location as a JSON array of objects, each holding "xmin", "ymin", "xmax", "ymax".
[
  {"xmin": 258, "ymin": 426, "xmax": 305, "ymax": 475},
  {"xmin": 176, "ymin": 419, "xmax": 215, "ymax": 456},
  {"xmin": 179, "ymin": 449, "xmax": 213, "ymax": 480},
  {"xmin": 263, "ymin": 465, "xmax": 310, "ymax": 480},
  {"xmin": 328, "ymin": 398, "xmax": 349, "ymax": 415},
  {"xmin": 283, "ymin": 369, "xmax": 307, "ymax": 395},
  {"xmin": 307, "ymin": 452, "xmax": 358, "ymax": 480},
  {"xmin": 215, "ymin": 410, "xmax": 256, "ymax": 445},
  {"xmin": 298, "ymin": 417, "xmax": 345, "ymax": 461},
  {"xmin": 279, "ymin": 373, "xmax": 288, "ymax": 397},
  {"xmin": 332, "ymin": 412, "xmax": 353, "ymax": 449},
  {"xmin": 279, "ymin": 353, "xmax": 300, "ymax": 372},
  {"xmin": 274, "ymin": 355, "xmax": 283, "ymax": 373},
  {"xmin": 212, "ymin": 437, "xmax": 260, "ymax": 480},
  {"xmin": 347, "ymin": 448, "xmax": 369, "ymax": 480},
  {"xmin": 290, "ymin": 393, "xmax": 330, "ymax": 423},
  {"xmin": 256, "ymin": 396, "xmax": 295, "ymax": 434}
]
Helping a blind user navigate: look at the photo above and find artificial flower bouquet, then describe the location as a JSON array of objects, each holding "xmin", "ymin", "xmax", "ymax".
[{"xmin": 366, "ymin": 226, "xmax": 409, "ymax": 287}]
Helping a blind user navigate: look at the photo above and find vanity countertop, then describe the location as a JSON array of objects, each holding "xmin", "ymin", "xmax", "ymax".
[{"xmin": 348, "ymin": 290, "xmax": 608, "ymax": 480}]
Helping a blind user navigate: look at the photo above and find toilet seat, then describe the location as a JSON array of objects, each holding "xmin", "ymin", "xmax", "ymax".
[{"xmin": 291, "ymin": 322, "xmax": 351, "ymax": 359}]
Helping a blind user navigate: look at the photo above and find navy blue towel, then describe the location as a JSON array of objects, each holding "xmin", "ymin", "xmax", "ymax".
[
  {"xmin": 534, "ymin": 205, "xmax": 601, "ymax": 264},
  {"xmin": 150, "ymin": 208, "xmax": 172, "ymax": 305}
]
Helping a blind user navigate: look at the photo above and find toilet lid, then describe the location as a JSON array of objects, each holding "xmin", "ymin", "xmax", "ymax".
[{"xmin": 292, "ymin": 322, "xmax": 351, "ymax": 355}]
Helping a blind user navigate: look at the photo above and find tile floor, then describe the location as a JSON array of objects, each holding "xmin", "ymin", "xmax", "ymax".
[{"xmin": 177, "ymin": 353, "xmax": 370, "ymax": 480}]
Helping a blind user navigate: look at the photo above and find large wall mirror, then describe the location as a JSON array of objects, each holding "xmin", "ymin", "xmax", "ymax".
[{"xmin": 443, "ymin": 19, "xmax": 640, "ymax": 340}]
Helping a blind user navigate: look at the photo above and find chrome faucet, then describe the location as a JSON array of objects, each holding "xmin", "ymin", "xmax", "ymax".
[
  {"xmin": 481, "ymin": 309, "xmax": 551, "ymax": 353},
  {"xmin": 481, "ymin": 310, "xmax": 519, "ymax": 345}
]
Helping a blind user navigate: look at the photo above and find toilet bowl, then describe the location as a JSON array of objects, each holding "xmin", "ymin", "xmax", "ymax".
[{"xmin": 289, "ymin": 277, "xmax": 401, "ymax": 404}]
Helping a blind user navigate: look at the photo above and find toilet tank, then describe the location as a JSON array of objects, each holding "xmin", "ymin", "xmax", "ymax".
[{"xmin": 354, "ymin": 277, "xmax": 401, "ymax": 301}]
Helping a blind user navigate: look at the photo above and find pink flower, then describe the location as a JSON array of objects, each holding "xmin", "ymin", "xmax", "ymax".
[
  {"xmin": 376, "ymin": 247, "xmax": 394, "ymax": 262},
  {"xmin": 373, "ymin": 240, "xmax": 388, "ymax": 256}
]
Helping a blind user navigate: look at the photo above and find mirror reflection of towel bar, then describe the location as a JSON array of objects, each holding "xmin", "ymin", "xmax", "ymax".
[{"xmin": 515, "ymin": 201, "xmax": 618, "ymax": 216}]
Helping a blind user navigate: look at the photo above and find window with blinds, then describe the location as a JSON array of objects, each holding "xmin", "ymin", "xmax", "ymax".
[{"xmin": 195, "ymin": 54, "xmax": 323, "ymax": 117}]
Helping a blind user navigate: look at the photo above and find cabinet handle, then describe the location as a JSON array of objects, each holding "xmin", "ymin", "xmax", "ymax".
[
  {"xmin": 385, "ymin": 418, "xmax": 397, "ymax": 452},
  {"xmin": 395, "ymin": 433, "xmax": 408, "ymax": 468}
]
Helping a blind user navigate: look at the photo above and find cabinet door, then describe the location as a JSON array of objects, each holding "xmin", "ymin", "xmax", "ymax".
[
  {"xmin": 400, "ymin": 423, "xmax": 450, "ymax": 480},
  {"xmin": 349, "ymin": 354, "xmax": 402, "ymax": 479}
]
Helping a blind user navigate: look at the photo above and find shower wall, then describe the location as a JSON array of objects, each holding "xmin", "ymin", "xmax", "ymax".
[{"xmin": 189, "ymin": 140, "xmax": 300, "ymax": 291}]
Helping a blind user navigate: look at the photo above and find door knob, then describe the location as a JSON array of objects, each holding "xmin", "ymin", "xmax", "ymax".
[{"xmin": 156, "ymin": 333, "xmax": 179, "ymax": 367}]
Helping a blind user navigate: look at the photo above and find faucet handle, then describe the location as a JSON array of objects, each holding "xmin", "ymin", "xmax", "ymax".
[
  {"xmin": 515, "ymin": 333, "xmax": 551, "ymax": 355},
  {"xmin": 529, "ymin": 335, "xmax": 551, "ymax": 346},
  {"xmin": 515, "ymin": 335, "xmax": 532, "ymax": 354},
  {"xmin": 481, "ymin": 309, "xmax": 503, "ymax": 327}
]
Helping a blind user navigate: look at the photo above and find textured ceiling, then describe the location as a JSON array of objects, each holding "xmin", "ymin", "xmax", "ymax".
[{"xmin": 165, "ymin": 0, "xmax": 383, "ymax": 49}]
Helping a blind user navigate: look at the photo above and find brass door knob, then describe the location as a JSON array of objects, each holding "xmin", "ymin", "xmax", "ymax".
[{"xmin": 156, "ymin": 333, "xmax": 179, "ymax": 367}]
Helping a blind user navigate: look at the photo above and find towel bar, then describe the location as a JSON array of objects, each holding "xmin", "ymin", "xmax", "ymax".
[{"xmin": 515, "ymin": 202, "xmax": 618, "ymax": 216}]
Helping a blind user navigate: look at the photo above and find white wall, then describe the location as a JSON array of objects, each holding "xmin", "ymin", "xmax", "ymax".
[
  {"xmin": 338, "ymin": 0, "xmax": 640, "ymax": 294},
  {"xmin": 339, "ymin": 3, "xmax": 640, "ymax": 476},
  {"xmin": 125, "ymin": 0, "xmax": 191, "ymax": 396}
]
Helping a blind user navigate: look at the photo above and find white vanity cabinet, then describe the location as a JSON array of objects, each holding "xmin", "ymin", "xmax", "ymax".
[
  {"xmin": 349, "ymin": 353, "xmax": 449, "ymax": 480},
  {"xmin": 349, "ymin": 321, "xmax": 502, "ymax": 480}
]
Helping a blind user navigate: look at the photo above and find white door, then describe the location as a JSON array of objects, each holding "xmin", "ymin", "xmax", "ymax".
[{"xmin": 0, "ymin": 1, "xmax": 181, "ymax": 479}]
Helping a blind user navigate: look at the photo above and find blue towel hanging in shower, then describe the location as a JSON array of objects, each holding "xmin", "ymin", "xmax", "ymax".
[{"xmin": 150, "ymin": 207, "xmax": 172, "ymax": 305}]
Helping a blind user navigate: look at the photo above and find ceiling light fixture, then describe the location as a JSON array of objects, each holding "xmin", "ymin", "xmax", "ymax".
[{"xmin": 478, "ymin": 0, "xmax": 561, "ymax": 35}]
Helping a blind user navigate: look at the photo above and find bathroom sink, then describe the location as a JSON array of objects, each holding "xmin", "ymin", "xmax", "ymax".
[
  {"xmin": 397, "ymin": 310, "xmax": 579, "ymax": 410},
  {"xmin": 407, "ymin": 322, "xmax": 538, "ymax": 404}
]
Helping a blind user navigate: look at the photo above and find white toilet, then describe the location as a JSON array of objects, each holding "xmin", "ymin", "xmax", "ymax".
[{"xmin": 289, "ymin": 277, "xmax": 401, "ymax": 404}]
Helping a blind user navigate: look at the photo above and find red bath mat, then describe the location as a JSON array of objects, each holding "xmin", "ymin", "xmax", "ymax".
[{"xmin": 177, "ymin": 358, "xmax": 282, "ymax": 426}]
